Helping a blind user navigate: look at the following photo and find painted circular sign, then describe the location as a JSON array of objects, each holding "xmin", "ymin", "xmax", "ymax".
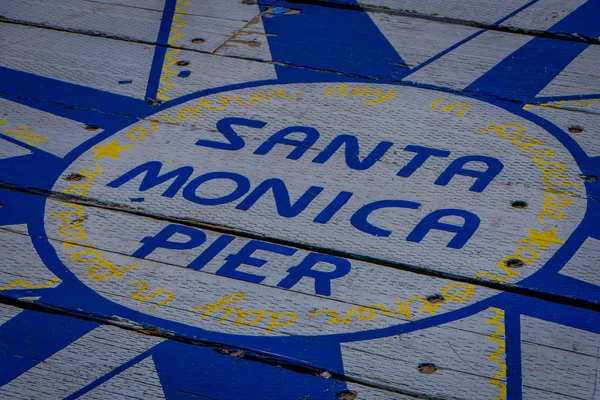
[{"xmin": 44, "ymin": 82, "xmax": 585, "ymax": 336}]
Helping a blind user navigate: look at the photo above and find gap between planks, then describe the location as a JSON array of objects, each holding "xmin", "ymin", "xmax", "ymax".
[
  {"xmin": 1, "ymin": 182, "xmax": 599, "ymax": 313},
  {"xmin": 0, "ymin": 294, "xmax": 462, "ymax": 400},
  {"xmin": 256, "ymin": 0, "xmax": 600, "ymax": 45},
  {"xmin": 1, "ymin": 14, "xmax": 600, "ymax": 111}
]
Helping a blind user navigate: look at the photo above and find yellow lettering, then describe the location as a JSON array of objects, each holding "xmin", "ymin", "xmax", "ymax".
[
  {"xmin": 442, "ymin": 283, "xmax": 474, "ymax": 302},
  {"xmin": 88, "ymin": 261, "xmax": 140, "ymax": 280},
  {"xmin": 325, "ymin": 83, "xmax": 347, "ymax": 97},
  {"xmin": 431, "ymin": 97, "xmax": 472, "ymax": 117},
  {"xmin": 130, "ymin": 281, "xmax": 175, "ymax": 311},
  {"xmin": 477, "ymin": 122, "xmax": 524, "ymax": 138},
  {"xmin": 265, "ymin": 311, "xmax": 297, "ymax": 334}
]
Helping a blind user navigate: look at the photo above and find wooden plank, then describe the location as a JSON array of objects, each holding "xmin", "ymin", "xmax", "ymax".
[
  {"xmin": 0, "ymin": 204, "xmax": 598, "ymax": 399},
  {"xmin": 3, "ymin": 6, "xmax": 598, "ymax": 107},
  {"xmin": 1, "ymin": 201, "xmax": 498, "ymax": 337},
  {"xmin": 6, "ymin": 0, "xmax": 595, "ymax": 40},
  {"xmin": 0, "ymin": 302, "xmax": 416, "ymax": 400},
  {"xmin": 1, "ymin": 1, "xmax": 599, "ymax": 399},
  {"xmin": 288, "ymin": 0, "xmax": 595, "ymax": 38},
  {"xmin": 20, "ymin": 79, "xmax": 595, "ymax": 304},
  {"xmin": 2, "ymin": 0, "xmax": 262, "ymax": 54},
  {"xmin": 0, "ymin": 23, "xmax": 277, "ymax": 105}
]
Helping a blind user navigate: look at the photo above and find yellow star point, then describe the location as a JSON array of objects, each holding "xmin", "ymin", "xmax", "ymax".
[
  {"xmin": 92, "ymin": 140, "xmax": 135, "ymax": 160},
  {"xmin": 520, "ymin": 228, "xmax": 565, "ymax": 251}
]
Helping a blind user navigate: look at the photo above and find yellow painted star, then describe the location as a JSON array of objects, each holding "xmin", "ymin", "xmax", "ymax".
[
  {"xmin": 520, "ymin": 228, "xmax": 565, "ymax": 251},
  {"xmin": 92, "ymin": 140, "xmax": 135, "ymax": 160}
]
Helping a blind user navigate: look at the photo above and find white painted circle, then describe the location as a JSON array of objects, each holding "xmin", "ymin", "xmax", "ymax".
[{"xmin": 45, "ymin": 83, "xmax": 585, "ymax": 336}]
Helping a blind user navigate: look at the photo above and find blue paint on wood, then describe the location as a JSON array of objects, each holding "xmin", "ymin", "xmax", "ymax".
[
  {"xmin": 146, "ymin": 0, "xmax": 178, "ymax": 100},
  {"xmin": 152, "ymin": 340, "xmax": 348, "ymax": 400},
  {"xmin": 466, "ymin": 0, "xmax": 600, "ymax": 100},
  {"xmin": 0, "ymin": 2, "xmax": 599, "ymax": 398},
  {"xmin": 0, "ymin": 307, "xmax": 98, "ymax": 386},
  {"xmin": 261, "ymin": 1, "xmax": 409, "ymax": 81}
]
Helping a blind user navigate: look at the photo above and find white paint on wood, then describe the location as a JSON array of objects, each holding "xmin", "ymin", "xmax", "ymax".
[
  {"xmin": 521, "ymin": 316, "xmax": 600, "ymax": 358},
  {"xmin": 344, "ymin": 382, "xmax": 415, "ymax": 399},
  {"xmin": 160, "ymin": 0, "xmax": 262, "ymax": 54},
  {"xmin": 405, "ymin": 30, "xmax": 532, "ymax": 90},
  {"xmin": 1, "ymin": 3, "xmax": 599, "ymax": 398},
  {"xmin": 0, "ymin": 98, "xmax": 97, "ymax": 157},
  {"xmin": 0, "ymin": 323, "xmax": 164, "ymax": 400},
  {"xmin": 0, "ymin": 226, "xmax": 60, "ymax": 292},
  {"xmin": 523, "ymin": 102, "xmax": 600, "ymax": 158},
  {"xmin": 367, "ymin": 12, "xmax": 478, "ymax": 68},
  {"xmin": 537, "ymin": 46, "xmax": 600, "ymax": 98},
  {"xmin": 341, "ymin": 307, "xmax": 507, "ymax": 400},
  {"xmin": 214, "ymin": 16, "xmax": 274, "ymax": 63},
  {"xmin": 153, "ymin": 45, "xmax": 276, "ymax": 100},
  {"xmin": 0, "ymin": 138, "xmax": 32, "ymax": 159},
  {"xmin": 48, "ymin": 83, "xmax": 586, "ymax": 290},
  {"xmin": 500, "ymin": 0, "xmax": 587, "ymax": 33},
  {"xmin": 360, "ymin": 0, "xmax": 532, "ymax": 24},
  {"xmin": 357, "ymin": 0, "xmax": 592, "ymax": 34},
  {"xmin": 0, "ymin": 24, "xmax": 153, "ymax": 100},
  {"xmin": 521, "ymin": 316, "xmax": 600, "ymax": 399},
  {"xmin": 29, "ymin": 202, "xmax": 491, "ymax": 336},
  {"xmin": 4, "ymin": 0, "xmax": 162, "ymax": 43}
]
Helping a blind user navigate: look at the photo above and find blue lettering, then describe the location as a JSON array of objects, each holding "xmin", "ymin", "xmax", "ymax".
[
  {"xmin": 183, "ymin": 171, "xmax": 250, "ymax": 205},
  {"xmin": 236, "ymin": 178, "xmax": 323, "ymax": 218},
  {"xmin": 397, "ymin": 145, "xmax": 450, "ymax": 177},
  {"xmin": 254, "ymin": 126, "xmax": 319, "ymax": 160},
  {"xmin": 187, "ymin": 235, "xmax": 236, "ymax": 271},
  {"xmin": 216, "ymin": 240, "xmax": 297, "ymax": 283},
  {"xmin": 278, "ymin": 253, "xmax": 351, "ymax": 296},
  {"xmin": 132, "ymin": 224, "xmax": 207, "ymax": 259},
  {"xmin": 406, "ymin": 209, "xmax": 480, "ymax": 249},
  {"xmin": 435, "ymin": 155, "xmax": 503, "ymax": 192},
  {"xmin": 196, "ymin": 117, "xmax": 266, "ymax": 151},
  {"xmin": 107, "ymin": 161, "xmax": 193, "ymax": 198},
  {"xmin": 313, "ymin": 191, "xmax": 353, "ymax": 224},
  {"xmin": 312, "ymin": 134, "xmax": 393, "ymax": 170},
  {"xmin": 351, "ymin": 200, "xmax": 421, "ymax": 237}
]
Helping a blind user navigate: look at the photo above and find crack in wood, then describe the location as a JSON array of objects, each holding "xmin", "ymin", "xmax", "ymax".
[
  {"xmin": 0, "ymin": 293, "xmax": 458, "ymax": 400},
  {"xmin": 276, "ymin": 0, "xmax": 600, "ymax": 45},
  {"xmin": 2, "ymin": 17, "xmax": 600, "ymax": 118},
  {"xmin": 1, "ymin": 181, "xmax": 598, "ymax": 313}
]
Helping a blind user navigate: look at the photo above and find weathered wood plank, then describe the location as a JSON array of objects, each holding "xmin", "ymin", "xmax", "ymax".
[
  {"xmin": 0, "ymin": 302, "xmax": 414, "ymax": 400},
  {"xmin": 286, "ymin": 0, "xmax": 595, "ymax": 38},
  {"xmin": 0, "ymin": 23, "xmax": 277, "ymax": 105},
  {"xmin": 1, "ymin": 203, "xmax": 497, "ymax": 337},
  {"xmin": 2, "ymin": 0, "xmax": 262, "ymax": 53},
  {"xmin": 1, "ymin": 1, "xmax": 599, "ymax": 398},
  {"xmin": 3, "ymin": 7, "xmax": 598, "ymax": 110},
  {"xmin": 14, "ymin": 80, "xmax": 592, "ymax": 304},
  {"xmin": 0, "ymin": 188, "xmax": 599, "ymax": 397},
  {"xmin": 8, "ymin": 0, "xmax": 596, "ymax": 40},
  {"xmin": 1, "ymin": 218, "xmax": 598, "ymax": 399}
]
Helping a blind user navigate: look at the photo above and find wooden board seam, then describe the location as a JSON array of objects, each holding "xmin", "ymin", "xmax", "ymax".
[
  {"xmin": 2, "ymin": 182, "xmax": 599, "ymax": 313},
  {"xmin": 256, "ymin": 0, "xmax": 600, "ymax": 45}
]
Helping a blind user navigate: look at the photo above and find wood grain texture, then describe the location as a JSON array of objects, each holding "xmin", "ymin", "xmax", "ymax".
[
  {"xmin": 288, "ymin": 0, "xmax": 594, "ymax": 38},
  {"xmin": 1, "ymin": 201, "xmax": 598, "ymax": 399},
  {"xmin": 28, "ymin": 80, "xmax": 596, "ymax": 304},
  {"xmin": 1, "ymin": 1, "xmax": 599, "ymax": 399},
  {"xmin": 0, "ymin": 303, "xmax": 416, "ymax": 400}
]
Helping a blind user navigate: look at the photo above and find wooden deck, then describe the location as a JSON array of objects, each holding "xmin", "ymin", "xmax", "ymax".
[{"xmin": 0, "ymin": 1, "xmax": 599, "ymax": 399}]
